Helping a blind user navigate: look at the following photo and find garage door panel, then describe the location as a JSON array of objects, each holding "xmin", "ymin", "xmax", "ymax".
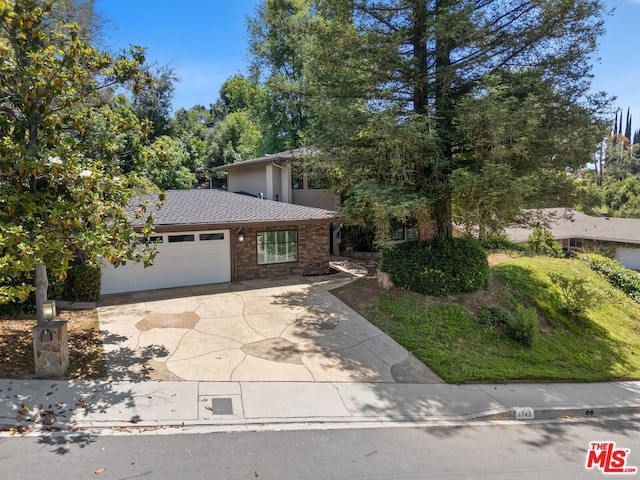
[
  {"xmin": 101, "ymin": 230, "xmax": 230, "ymax": 295},
  {"xmin": 615, "ymin": 247, "xmax": 640, "ymax": 271}
]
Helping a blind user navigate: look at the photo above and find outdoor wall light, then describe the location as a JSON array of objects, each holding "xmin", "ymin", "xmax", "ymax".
[
  {"xmin": 42, "ymin": 300, "xmax": 57, "ymax": 321},
  {"xmin": 238, "ymin": 232, "xmax": 245, "ymax": 242}
]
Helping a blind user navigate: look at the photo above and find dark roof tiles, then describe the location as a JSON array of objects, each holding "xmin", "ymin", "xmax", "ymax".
[{"xmin": 131, "ymin": 189, "xmax": 338, "ymax": 227}]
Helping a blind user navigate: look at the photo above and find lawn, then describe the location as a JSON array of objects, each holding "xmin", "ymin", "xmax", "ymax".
[{"xmin": 333, "ymin": 255, "xmax": 640, "ymax": 384}]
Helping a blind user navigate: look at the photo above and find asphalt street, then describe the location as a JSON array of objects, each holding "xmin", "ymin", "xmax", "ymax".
[{"xmin": 1, "ymin": 419, "xmax": 639, "ymax": 479}]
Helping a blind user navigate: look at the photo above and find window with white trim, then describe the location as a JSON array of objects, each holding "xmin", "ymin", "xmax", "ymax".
[{"xmin": 257, "ymin": 230, "xmax": 298, "ymax": 264}]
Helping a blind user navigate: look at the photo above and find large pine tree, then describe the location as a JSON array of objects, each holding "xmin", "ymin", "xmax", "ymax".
[{"xmin": 302, "ymin": 0, "xmax": 609, "ymax": 238}]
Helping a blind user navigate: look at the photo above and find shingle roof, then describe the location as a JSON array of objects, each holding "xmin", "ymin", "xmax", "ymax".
[
  {"xmin": 506, "ymin": 207, "xmax": 640, "ymax": 244},
  {"xmin": 130, "ymin": 189, "xmax": 339, "ymax": 229}
]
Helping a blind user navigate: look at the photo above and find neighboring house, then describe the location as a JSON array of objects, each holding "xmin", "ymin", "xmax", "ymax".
[
  {"xmin": 505, "ymin": 207, "xmax": 640, "ymax": 270},
  {"xmin": 100, "ymin": 189, "xmax": 339, "ymax": 295},
  {"xmin": 212, "ymin": 149, "xmax": 341, "ymax": 252}
]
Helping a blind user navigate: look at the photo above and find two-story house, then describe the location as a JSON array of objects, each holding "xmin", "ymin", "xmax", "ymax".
[{"xmin": 212, "ymin": 149, "xmax": 341, "ymax": 253}]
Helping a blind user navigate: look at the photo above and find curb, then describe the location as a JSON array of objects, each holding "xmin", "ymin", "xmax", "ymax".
[
  {"xmin": 2, "ymin": 405, "xmax": 639, "ymax": 437},
  {"xmin": 477, "ymin": 405, "xmax": 640, "ymax": 421}
]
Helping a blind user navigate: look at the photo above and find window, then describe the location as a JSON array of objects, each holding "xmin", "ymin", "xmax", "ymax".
[
  {"xmin": 257, "ymin": 230, "xmax": 298, "ymax": 264},
  {"xmin": 390, "ymin": 221, "xmax": 418, "ymax": 241},
  {"xmin": 168, "ymin": 234, "xmax": 194, "ymax": 243},
  {"xmin": 406, "ymin": 228, "xmax": 419, "ymax": 241},
  {"xmin": 199, "ymin": 233, "xmax": 225, "ymax": 241},
  {"xmin": 292, "ymin": 171, "xmax": 304, "ymax": 190},
  {"xmin": 391, "ymin": 228, "xmax": 405, "ymax": 241}
]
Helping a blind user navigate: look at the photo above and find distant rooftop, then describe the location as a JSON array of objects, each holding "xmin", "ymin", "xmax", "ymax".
[
  {"xmin": 506, "ymin": 207, "xmax": 640, "ymax": 244},
  {"xmin": 211, "ymin": 147, "xmax": 317, "ymax": 172}
]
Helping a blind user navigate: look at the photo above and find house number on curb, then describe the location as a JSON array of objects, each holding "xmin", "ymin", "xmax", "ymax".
[{"xmin": 514, "ymin": 407, "xmax": 535, "ymax": 420}]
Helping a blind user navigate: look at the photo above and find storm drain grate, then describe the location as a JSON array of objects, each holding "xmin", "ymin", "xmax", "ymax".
[{"xmin": 211, "ymin": 397, "xmax": 233, "ymax": 415}]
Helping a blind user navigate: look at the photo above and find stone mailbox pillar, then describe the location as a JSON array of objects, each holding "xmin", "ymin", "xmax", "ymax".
[{"xmin": 32, "ymin": 321, "xmax": 69, "ymax": 378}]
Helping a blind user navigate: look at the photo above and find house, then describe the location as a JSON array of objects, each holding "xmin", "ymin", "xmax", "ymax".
[
  {"xmin": 211, "ymin": 149, "xmax": 339, "ymax": 211},
  {"xmin": 100, "ymin": 189, "xmax": 339, "ymax": 295},
  {"xmin": 505, "ymin": 207, "xmax": 640, "ymax": 270},
  {"xmin": 211, "ymin": 149, "xmax": 341, "ymax": 252}
]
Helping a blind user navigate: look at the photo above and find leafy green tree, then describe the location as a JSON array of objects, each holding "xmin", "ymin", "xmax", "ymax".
[
  {"xmin": 143, "ymin": 135, "xmax": 197, "ymax": 189},
  {"xmin": 75, "ymin": 93, "xmax": 148, "ymax": 175},
  {"xmin": 452, "ymin": 70, "xmax": 607, "ymax": 235},
  {"xmin": 132, "ymin": 64, "xmax": 178, "ymax": 138},
  {"xmin": 212, "ymin": 74, "xmax": 263, "ymax": 119},
  {"xmin": 171, "ymin": 104, "xmax": 216, "ymax": 180},
  {"xmin": 248, "ymin": 0, "xmax": 314, "ymax": 152},
  {"xmin": 210, "ymin": 111, "xmax": 263, "ymax": 166},
  {"xmin": 0, "ymin": 0, "xmax": 157, "ymax": 322},
  {"xmin": 304, "ymin": 0, "xmax": 608, "ymax": 239},
  {"xmin": 571, "ymin": 176, "xmax": 604, "ymax": 217},
  {"xmin": 602, "ymin": 176, "xmax": 640, "ymax": 218}
]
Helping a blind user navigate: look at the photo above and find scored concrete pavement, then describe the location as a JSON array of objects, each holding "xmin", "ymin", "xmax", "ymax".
[{"xmin": 96, "ymin": 273, "xmax": 441, "ymax": 384}]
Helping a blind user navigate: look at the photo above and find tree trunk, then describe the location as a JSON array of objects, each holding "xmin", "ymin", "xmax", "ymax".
[
  {"xmin": 35, "ymin": 262, "xmax": 49, "ymax": 325},
  {"xmin": 432, "ymin": 0, "xmax": 455, "ymax": 238},
  {"xmin": 433, "ymin": 195, "xmax": 453, "ymax": 238}
]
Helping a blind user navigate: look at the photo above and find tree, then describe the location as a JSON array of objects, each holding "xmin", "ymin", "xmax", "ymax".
[
  {"xmin": 0, "ymin": 0, "xmax": 158, "ymax": 322},
  {"xmin": 451, "ymin": 70, "xmax": 607, "ymax": 236},
  {"xmin": 248, "ymin": 0, "xmax": 314, "ymax": 152},
  {"xmin": 603, "ymin": 176, "xmax": 640, "ymax": 218},
  {"xmin": 213, "ymin": 74, "xmax": 262, "ymax": 118},
  {"xmin": 143, "ymin": 135, "xmax": 197, "ymax": 189},
  {"xmin": 170, "ymin": 104, "xmax": 216, "ymax": 184},
  {"xmin": 207, "ymin": 75, "xmax": 264, "ymax": 167},
  {"xmin": 304, "ymin": 0, "xmax": 608, "ymax": 239},
  {"xmin": 132, "ymin": 64, "xmax": 178, "ymax": 139}
]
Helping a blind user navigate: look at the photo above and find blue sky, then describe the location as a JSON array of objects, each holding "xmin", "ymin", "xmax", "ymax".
[{"xmin": 98, "ymin": 0, "xmax": 640, "ymax": 128}]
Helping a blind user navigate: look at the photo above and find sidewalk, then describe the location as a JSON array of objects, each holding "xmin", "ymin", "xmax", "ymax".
[{"xmin": 1, "ymin": 379, "xmax": 639, "ymax": 434}]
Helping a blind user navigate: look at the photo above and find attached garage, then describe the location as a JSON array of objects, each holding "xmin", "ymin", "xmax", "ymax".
[
  {"xmin": 101, "ymin": 230, "xmax": 230, "ymax": 295},
  {"xmin": 615, "ymin": 247, "xmax": 640, "ymax": 271},
  {"xmin": 99, "ymin": 189, "xmax": 339, "ymax": 296}
]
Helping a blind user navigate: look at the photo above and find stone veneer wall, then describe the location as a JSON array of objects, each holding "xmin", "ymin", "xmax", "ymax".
[{"xmin": 234, "ymin": 223, "xmax": 331, "ymax": 281}]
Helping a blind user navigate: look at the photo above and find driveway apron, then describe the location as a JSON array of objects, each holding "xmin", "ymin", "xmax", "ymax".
[{"xmin": 97, "ymin": 275, "xmax": 442, "ymax": 383}]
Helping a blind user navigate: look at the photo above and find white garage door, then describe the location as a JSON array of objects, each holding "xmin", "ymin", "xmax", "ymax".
[
  {"xmin": 101, "ymin": 230, "xmax": 231, "ymax": 295},
  {"xmin": 615, "ymin": 247, "xmax": 640, "ymax": 271}
]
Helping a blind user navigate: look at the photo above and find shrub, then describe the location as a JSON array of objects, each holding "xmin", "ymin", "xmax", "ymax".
[
  {"xmin": 380, "ymin": 236, "xmax": 489, "ymax": 296},
  {"xmin": 63, "ymin": 262, "xmax": 102, "ymax": 302},
  {"xmin": 478, "ymin": 306, "xmax": 511, "ymax": 329},
  {"xmin": 505, "ymin": 305, "xmax": 538, "ymax": 347},
  {"xmin": 548, "ymin": 272, "xmax": 598, "ymax": 319},
  {"xmin": 527, "ymin": 227, "xmax": 563, "ymax": 257},
  {"xmin": 578, "ymin": 253, "xmax": 640, "ymax": 303}
]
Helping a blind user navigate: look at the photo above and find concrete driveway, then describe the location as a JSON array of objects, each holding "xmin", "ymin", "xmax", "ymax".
[{"xmin": 97, "ymin": 273, "xmax": 441, "ymax": 383}]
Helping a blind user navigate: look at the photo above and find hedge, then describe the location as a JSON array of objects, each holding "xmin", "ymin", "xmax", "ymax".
[
  {"xmin": 578, "ymin": 253, "xmax": 640, "ymax": 303},
  {"xmin": 380, "ymin": 236, "xmax": 489, "ymax": 296},
  {"xmin": 63, "ymin": 262, "xmax": 102, "ymax": 302}
]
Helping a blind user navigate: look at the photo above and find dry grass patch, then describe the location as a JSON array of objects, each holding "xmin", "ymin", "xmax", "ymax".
[{"xmin": 0, "ymin": 309, "xmax": 106, "ymax": 379}]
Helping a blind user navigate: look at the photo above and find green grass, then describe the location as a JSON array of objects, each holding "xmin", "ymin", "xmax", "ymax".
[{"xmin": 366, "ymin": 256, "xmax": 640, "ymax": 384}]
